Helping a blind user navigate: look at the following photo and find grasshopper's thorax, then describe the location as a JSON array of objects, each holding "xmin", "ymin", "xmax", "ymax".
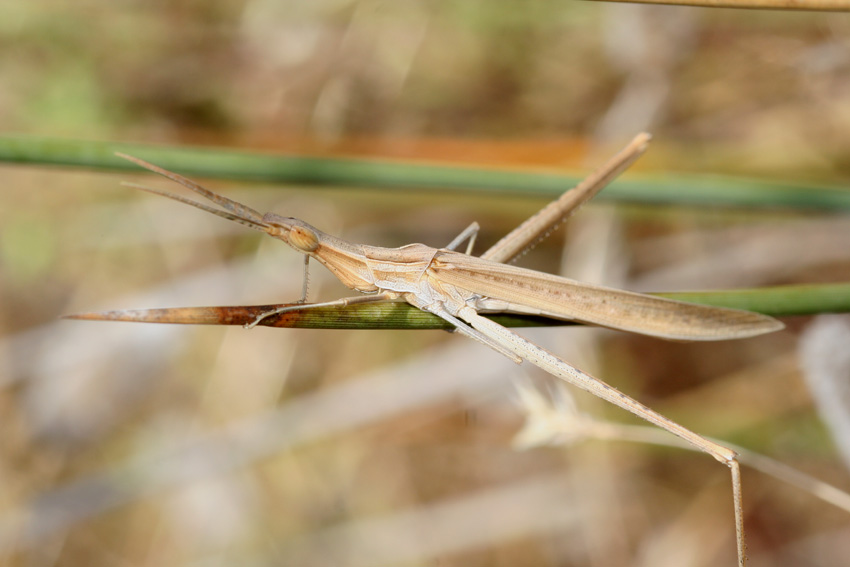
[
  {"xmin": 361, "ymin": 243, "xmax": 439, "ymax": 294},
  {"xmin": 263, "ymin": 214, "xmax": 441, "ymax": 295},
  {"xmin": 263, "ymin": 213, "xmax": 442, "ymax": 295}
]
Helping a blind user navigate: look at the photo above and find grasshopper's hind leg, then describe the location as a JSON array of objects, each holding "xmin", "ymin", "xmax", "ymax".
[{"xmin": 457, "ymin": 306, "xmax": 748, "ymax": 566}]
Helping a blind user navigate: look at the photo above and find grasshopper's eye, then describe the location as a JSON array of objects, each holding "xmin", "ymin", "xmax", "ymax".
[{"xmin": 290, "ymin": 225, "xmax": 319, "ymax": 252}]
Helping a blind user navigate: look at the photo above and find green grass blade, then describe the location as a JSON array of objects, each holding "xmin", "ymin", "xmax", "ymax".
[
  {"xmin": 2, "ymin": 135, "xmax": 850, "ymax": 210},
  {"xmin": 658, "ymin": 283, "xmax": 850, "ymax": 318},
  {"xmin": 65, "ymin": 283, "xmax": 850, "ymax": 330}
]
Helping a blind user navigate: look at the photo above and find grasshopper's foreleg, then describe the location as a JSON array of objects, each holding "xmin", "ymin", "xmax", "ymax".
[
  {"xmin": 245, "ymin": 253, "xmax": 311, "ymax": 328},
  {"xmin": 298, "ymin": 254, "xmax": 310, "ymax": 303},
  {"xmin": 455, "ymin": 305, "xmax": 747, "ymax": 567}
]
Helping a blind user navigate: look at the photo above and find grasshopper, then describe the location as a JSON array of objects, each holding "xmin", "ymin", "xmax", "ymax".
[{"xmin": 76, "ymin": 133, "xmax": 783, "ymax": 566}]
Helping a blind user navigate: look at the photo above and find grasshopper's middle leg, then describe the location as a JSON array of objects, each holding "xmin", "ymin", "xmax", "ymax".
[{"xmin": 445, "ymin": 222, "xmax": 480, "ymax": 255}]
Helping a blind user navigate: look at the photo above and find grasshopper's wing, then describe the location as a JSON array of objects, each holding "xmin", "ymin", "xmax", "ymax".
[{"xmin": 431, "ymin": 252, "xmax": 783, "ymax": 341}]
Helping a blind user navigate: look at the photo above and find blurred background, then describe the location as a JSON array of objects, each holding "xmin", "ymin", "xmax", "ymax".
[{"xmin": 2, "ymin": 2, "xmax": 850, "ymax": 566}]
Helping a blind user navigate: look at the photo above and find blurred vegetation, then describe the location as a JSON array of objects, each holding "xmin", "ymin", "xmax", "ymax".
[{"xmin": 2, "ymin": 2, "xmax": 850, "ymax": 567}]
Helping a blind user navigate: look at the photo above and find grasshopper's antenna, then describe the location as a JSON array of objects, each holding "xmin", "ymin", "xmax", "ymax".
[
  {"xmin": 116, "ymin": 153, "xmax": 266, "ymax": 225},
  {"xmin": 121, "ymin": 182, "xmax": 271, "ymax": 233}
]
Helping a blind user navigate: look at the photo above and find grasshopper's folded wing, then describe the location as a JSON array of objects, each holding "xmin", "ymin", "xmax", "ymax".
[{"xmin": 431, "ymin": 252, "xmax": 783, "ymax": 341}]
